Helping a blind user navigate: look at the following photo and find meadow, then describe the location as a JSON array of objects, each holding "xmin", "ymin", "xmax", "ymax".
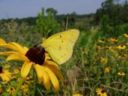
[
  {"xmin": 0, "ymin": 19, "xmax": 128, "ymax": 96},
  {"xmin": 0, "ymin": 1, "xmax": 128, "ymax": 95}
]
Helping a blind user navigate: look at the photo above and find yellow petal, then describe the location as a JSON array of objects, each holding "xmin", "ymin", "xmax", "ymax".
[
  {"xmin": 45, "ymin": 61, "xmax": 64, "ymax": 80},
  {"xmin": 44, "ymin": 66, "xmax": 60, "ymax": 92},
  {"xmin": 1, "ymin": 74, "xmax": 10, "ymax": 82},
  {"xmin": 34, "ymin": 64, "xmax": 51, "ymax": 90},
  {"xmin": 21, "ymin": 61, "xmax": 32, "ymax": 78},
  {"xmin": 0, "ymin": 42, "xmax": 28, "ymax": 54},
  {"xmin": 6, "ymin": 53, "xmax": 27, "ymax": 61},
  {"xmin": 0, "ymin": 38, "xmax": 6, "ymax": 45},
  {"xmin": 0, "ymin": 51, "xmax": 16, "ymax": 56},
  {"xmin": 0, "ymin": 71, "xmax": 11, "ymax": 82},
  {"xmin": 45, "ymin": 53, "xmax": 51, "ymax": 61},
  {"xmin": 45, "ymin": 60, "xmax": 59, "ymax": 69},
  {"xmin": 23, "ymin": 47, "xmax": 29, "ymax": 52},
  {"xmin": 2, "ymin": 43, "xmax": 18, "ymax": 50},
  {"xmin": 7, "ymin": 42, "xmax": 28, "ymax": 54},
  {"xmin": 73, "ymin": 93, "xmax": 83, "ymax": 96}
]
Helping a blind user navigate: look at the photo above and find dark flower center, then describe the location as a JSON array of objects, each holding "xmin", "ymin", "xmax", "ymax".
[
  {"xmin": 0, "ymin": 66, "xmax": 3, "ymax": 73},
  {"xmin": 25, "ymin": 45, "xmax": 45, "ymax": 65},
  {"xmin": 101, "ymin": 89, "xmax": 106, "ymax": 93}
]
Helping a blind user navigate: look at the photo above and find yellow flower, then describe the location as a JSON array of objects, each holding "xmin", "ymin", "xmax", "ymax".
[
  {"xmin": 117, "ymin": 71, "xmax": 125, "ymax": 77},
  {"xmin": 13, "ymin": 68, "xmax": 20, "ymax": 74},
  {"xmin": 100, "ymin": 57, "xmax": 108, "ymax": 65},
  {"xmin": 124, "ymin": 33, "xmax": 128, "ymax": 38},
  {"xmin": 0, "ymin": 66, "xmax": 11, "ymax": 82},
  {"xmin": 96, "ymin": 88, "xmax": 108, "ymax": 96},
  {"xmin": 104, "ymin": 67, "xmax": 111, "ymax": 73},
  {"xmin": 7, "ymin": 87, "xmax": 16, "ymax": 95},
  {"xmin": 72, "ymin": 93, "xmax": 83, "ymax": 96},
  {"xmin": 0, "ymin": 38, "xmax": 63, "ymax": 92},
  {"xmin": 98, "ymin": 39, "xmax": 105, "ymax": 43},
  {"xmin": 21, "ymin": 83, "xmax": 29, "ymax": 93},
  {"xmin": 72, "ymin": 92, "xmax": 83, "ymax": 96},
  {"xmin": 116, "ymin": 44, "xmax": 126, "ymax": 50},
  {"xmin": 108, "ymin": 38, "xmax": 118, "ymax": 42}
]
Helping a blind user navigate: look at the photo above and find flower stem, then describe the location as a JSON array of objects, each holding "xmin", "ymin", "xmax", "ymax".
[
  {"xmin": 13, "ymin": 78, "xmax": 24, "ymax": 96},
  {"xmin": 32, "ymin": 67, "xmax": 37, "ymax": 96}
]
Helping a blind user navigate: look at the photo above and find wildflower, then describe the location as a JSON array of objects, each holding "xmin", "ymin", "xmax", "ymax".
[
  {"xmin": 108, "ymin": 46, "xmax": 113, "ymax": 50},
  {"xmin": 0, "ymin": 66, "xmax": 11, "ymax": 82},
  {"xmin": 96, "ymin": 45, "xmax": 102, "ymax": 50},
  {"xmin": 117, "ymin": 71, "xmax": 125, "ymax": 77},
  {"xmin": 108, "ymin": 38, "xmax": 118, "ymax": 42},
  {"xmin": 4, "ymin": 64, "xmax": 11, "ymax": 69},
  {"xmin": 104, "ymin": 67, "xmax": 111, "ymax": 73},
  {"xmin": 21, "ymin": 83, "xmax": 29, "ymax": 93},
  {"xmin": 0, "ymin": 38, "xmax": 63, "ymax": 92},
  {"xmin": 98, "ymin": 39, "xmax": 105, "ymax": 43},
  {"xmin": 7, "ymin": 87, "xmax": 16, "ymax": 95},
  {"xmin": 96, "ymin": 88, "xmax": 108, "ymax": 96},
  {"xmin": 13, "ymin": 68, "xmax": 20, "ymax": 74},
  {"xmin": 72, "ymin": 92, "xmax": 83, "ymax": 96},
  {"xmin": 100, "ymin": 57, "xmax": 108, "ymax": 65},
  {"xmin": 116, "ymin": 44, "xmax": 126, "ymax": 50},
  {"xmin": 124, "ymin": 33, "xmax": 128, "ymax": 38}
]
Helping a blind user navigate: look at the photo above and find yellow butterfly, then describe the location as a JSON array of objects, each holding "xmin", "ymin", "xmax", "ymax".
[{"xmin": 41, "ymin": 29, "xmax": 79, "ymax": 64}]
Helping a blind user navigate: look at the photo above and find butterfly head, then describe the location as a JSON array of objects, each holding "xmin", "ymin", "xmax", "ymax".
[{"xmin": 25, "ymin": 44, "xmax": 45, "ymax": 65}]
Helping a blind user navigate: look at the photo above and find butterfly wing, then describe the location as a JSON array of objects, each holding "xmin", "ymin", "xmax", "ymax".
[{"xmin": 41, "ymin": 29, "xmax": 79, "ymax": 64}]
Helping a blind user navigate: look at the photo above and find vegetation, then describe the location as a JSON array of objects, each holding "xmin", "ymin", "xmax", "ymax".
[{"xmin": 0, "ymin": 0, "xmax": 128, "ymax": 96}]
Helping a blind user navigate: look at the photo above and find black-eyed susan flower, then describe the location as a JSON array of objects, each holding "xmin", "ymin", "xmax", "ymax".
[
  {"xmin": 98, "ymin": 39, "xmax": 105, "ymax": 43},
  {"xmin": 7, "ymin": 87, "xmax": 16, "ymax": 95},
  {"xmin": 100, "ymin": 57, "xmax": 108, "ymax": 65},
  {"xmin": 116, "ymin": 44, "xmax": 126, "ymax": 50},
  {"xmin": 0, "ymin": 66, "xmax": 11, "ymax": 82},
  {"xmin": 72, "ymin": 92, "xmax": 83, "ymax": 96},
  {"xmin": 108, "ymin": 38, "xmax": 118, "ymax": 43},
  {"xmin": 117, "ymin": 71, "xmax": 125, "ymax": 77},
  {"xmin": 104, "ymin": 67, "xmax": 111, "ymax": 73},
  {"xmin": 21, "ymin": 83, "xmax": 29, "ymax": 94},
  {"xmin": 96, "ymin": 88, "xmax": 108, "ymax": 96},
  {"xmin": 0, "ymin": 38, "xmax": 63, "ymax": 92},
  {"xmin": 124, "ymin": 33, "xmax": 128, "ymax": 38}
]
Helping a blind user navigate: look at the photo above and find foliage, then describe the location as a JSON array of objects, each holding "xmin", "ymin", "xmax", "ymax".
[
  {"xmin": 35, "ymin": 8, "xmax": 60, "ymax": 38},
  {"xmin": 95, "ymin": 0, "xmax": 128, "ymax": 37}
]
